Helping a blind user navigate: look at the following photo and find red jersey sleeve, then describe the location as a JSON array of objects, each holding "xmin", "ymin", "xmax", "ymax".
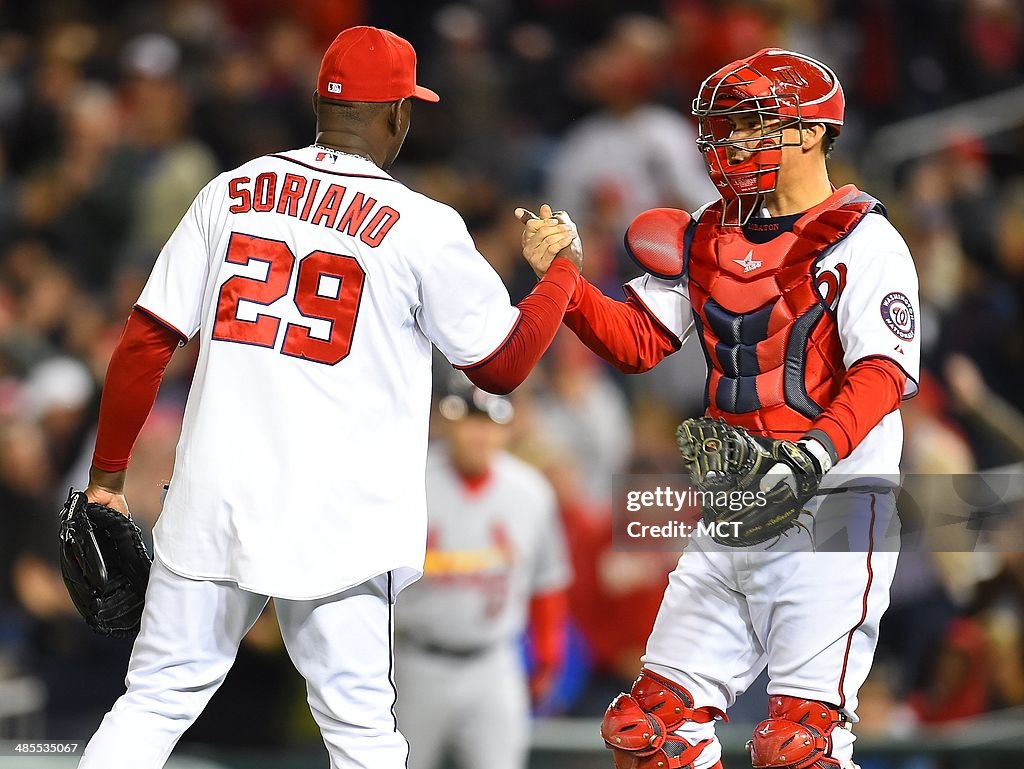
[
  {"xmin": 808, "ymin": 357, "xmax": 907, "ymax": 461},
  {"xmin": 91, "ymin": 308, "xmax": 182, "ymax": 472},
  {"xmin": 462, "ymin": 257, "xmax": 579, "ymax": 394},
  {"xmin": 563, "ymin": 278, "xmax": 680, "ymax": 374}
]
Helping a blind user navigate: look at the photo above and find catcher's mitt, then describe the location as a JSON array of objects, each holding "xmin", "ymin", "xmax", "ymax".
[
  {"xmin": 675, "ymin": 418, "xmax": 826, "ymax": 546},
  {"xmin": 58, "ymin": 489, "xmax": 152, "ymax": 637}
]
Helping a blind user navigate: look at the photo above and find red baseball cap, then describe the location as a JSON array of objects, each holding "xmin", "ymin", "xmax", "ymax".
[{"xmin": 317, "ymin": 26, "xmax": 439, "ymax": 103}]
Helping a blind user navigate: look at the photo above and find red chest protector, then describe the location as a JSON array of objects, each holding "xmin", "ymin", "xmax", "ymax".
[{"xmin": 685, "ymin": 185, "xmax": 882, "ymax": 438}]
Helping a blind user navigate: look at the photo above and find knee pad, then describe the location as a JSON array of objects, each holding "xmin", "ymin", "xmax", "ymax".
[
  {"xmin": 600, "ymin": 669, "xmax": 725, "ymax": 769},
  {"xmin": 748, "ymin": 695, "xmax": 847, "ymax": 769}
]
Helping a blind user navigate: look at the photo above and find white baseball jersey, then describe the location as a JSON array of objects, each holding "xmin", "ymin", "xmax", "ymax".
[
  {"xmin": 617, "ymin": 202, "xmax": 915, "ymax": 768},
  {"xmin": 137, "ymin": 146, "xmax": 522, "ymax": 599},
  {"xmin": 395, "ymin": 447, "xmax": 570, "ymax": 650},
  {"xmin": 627, "ymin": 209, "xmax": 920, "ymax": 478}
]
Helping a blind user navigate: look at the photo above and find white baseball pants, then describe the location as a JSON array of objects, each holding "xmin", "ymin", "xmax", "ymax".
[
  {"xmin": 78, "ymin": 557, "xmax": 408, "ymax": 769},
  {"xmin": 643, "ymin": 490, "xmax": 900, "ymax": 767}
]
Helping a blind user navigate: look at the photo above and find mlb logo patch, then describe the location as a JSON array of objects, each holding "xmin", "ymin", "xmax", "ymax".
[{"xmin": 327, "ymin": 82, "xmax": 343, "ymax": 94}]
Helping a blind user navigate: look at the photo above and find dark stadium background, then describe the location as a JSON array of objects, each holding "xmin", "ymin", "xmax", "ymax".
[{"xmin": 1, "ymin": 1, "xmax": 1024, "ymax": 767}]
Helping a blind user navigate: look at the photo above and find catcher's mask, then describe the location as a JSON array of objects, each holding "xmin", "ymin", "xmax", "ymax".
[{"xmin": 692, "ymin": 47, "xmax": 844, "ymax": 225}]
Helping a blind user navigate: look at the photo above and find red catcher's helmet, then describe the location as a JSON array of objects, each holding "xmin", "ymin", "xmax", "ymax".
[{"xmin": 692, "ymin": 48, "xmax": 844, "ymax": 223}]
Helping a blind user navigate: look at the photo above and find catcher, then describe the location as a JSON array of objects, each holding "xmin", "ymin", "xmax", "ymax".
[{"xmin": 520, "ymin": 49, "xmax": 918, "ymax": 769}]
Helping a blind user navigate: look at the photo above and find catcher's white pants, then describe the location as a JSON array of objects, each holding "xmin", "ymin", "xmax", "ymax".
[
  {"xmin": 78, "ymin": 556, "xmax": 408, "ymax": 769},
  {"xmin": 643, "ymin": 490, "xmax": 899, "ymax": 767},
  {"xmin": 395, "ymin": 641, "xmax": 529, "ymax": 769}
]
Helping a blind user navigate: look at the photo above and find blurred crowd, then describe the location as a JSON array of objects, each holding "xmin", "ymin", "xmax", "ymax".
[{"xmin": 2, "ymin": 0, "xmax": 1024, "ymax": 761}]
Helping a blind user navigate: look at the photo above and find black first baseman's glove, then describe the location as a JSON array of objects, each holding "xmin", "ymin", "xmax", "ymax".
[
  {"xmin": 59, "ymin": 490, "xmax": 152, "ymax": 637},
  {"xmin": 675, "ymin": 418, "xmax": 832, "ymax": 547}
]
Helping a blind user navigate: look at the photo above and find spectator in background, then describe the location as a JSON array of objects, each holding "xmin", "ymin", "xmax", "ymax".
[
  {"xmin": 0, "ymin": 145, "xmax": 15, "ymax": 246},
  {"xmin": 538, "ymin": 450, "xmax": 679, "ymax": 716},
  {"xmin": 852, "ymin": 665, "xmax": 930, "ymax": 769},
  {"xmin": 665, "ymin": 0, "xmax": 783, "ymax": 99},
  {"xmin": 416, "ymin": 6, "xmax": 508, "ymax": 171},
  {"xmin": 945, "ymin": 135, "xmax": 1001, "ymax": 272},
  {"xmin": 624, "ymin": 396, "xmax": 689, "ymax": 474},
  {"xmin": 22, "ymin": 356, "xmax": 96, "ymax": 485},
  {"xmin": 0, "ymin": 0, "xmax": 1023, "ymax": 756},
  {"xmin": 219, "ymin": 0, "xmax": 365, "ymax": 48},
  {"xmin": 951, "ymin": 0, "xmax": 1024, "ymax": 97},
  {"xmin": 0, "ymin": 241, "xmax": 72, "ymax": 372},
  {"xmin": 996, "ymin": 181, "xmax": 1024, "ymax": 310},
  {"xmin": 530, "ymin": 331, "xmax": 633, "ymax": 503},
  {"xmin": 194, "ymin": 42, "xmax": 294, "ymax": 171},
  {"xmin": 3, "ymin": 414, "xmax": 135, "ymax": 738},
  {"xmin": 545, "ymin": 15, "xmax": 715, "ymax": 288},
  {"xmin": 16, "ymin": 83, "xmax": 135, "ymax": 291},
  {"xmin": 3, "ymin": 20, "xmax": 93, "ymax": 177},
  {"xmin": 946, "ymin": 352, "xmax": 1024, "ymax": 461},
  {"xmin": 905, "ymin": 617, "xmax": 993, "ymax": 723},
  {"xmin": 970, "ymin": 551, "xmax": 1024, "ymax": 709},
  {"xmin": 0, "ymin": 419, "xmax": 52, "ymax": 619},
  {"xmin": 118, "ymin": 33, "xmax": 217, "ymax": 270}
]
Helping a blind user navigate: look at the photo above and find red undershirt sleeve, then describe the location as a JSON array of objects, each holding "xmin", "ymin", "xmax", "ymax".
[
  {"xmin": 528, "ymin": 589, "xmax": 569, "ymax": 673},
  {"xmin": 562, "ymin": 278, "xmax": 681, "ymax": 374},
  {"xmin": 462, "ymin": 257, "xmax": 579, "ymax": 394},
  {"xmin": 807, "ymin": 357, "xmax": 908, "ymax": 461},
  {"xmin": 91, "ymin": 308, "xmax": 183, "ymax": 472}
]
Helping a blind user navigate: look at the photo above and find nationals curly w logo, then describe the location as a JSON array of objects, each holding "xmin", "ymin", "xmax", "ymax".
[{"xmin": 880, "ymin": 291, "xmax": 915, "ymax": 340}]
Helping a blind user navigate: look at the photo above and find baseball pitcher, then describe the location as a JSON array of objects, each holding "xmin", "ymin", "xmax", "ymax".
[{"xmin": 64, "ymin": 25, "xmax": 582, "ymax": 769}]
